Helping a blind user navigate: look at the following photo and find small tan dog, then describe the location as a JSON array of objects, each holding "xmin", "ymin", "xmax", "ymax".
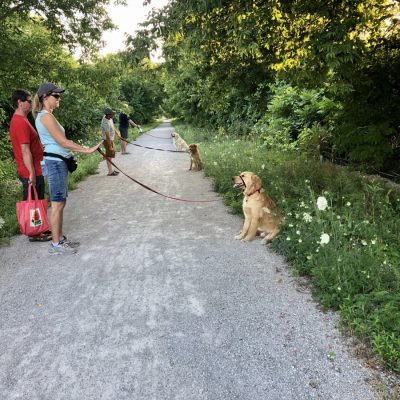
[
  {"xmin": 232, "ymin": 171, "xmax": 281, "ymax": 244},
  {"xmin": 171, "ymin": 132, "xmax": 189, "ymax": 152},
  {"xmin": 188, "ymin": 143, "xmax": 202, "ymax": 171}
]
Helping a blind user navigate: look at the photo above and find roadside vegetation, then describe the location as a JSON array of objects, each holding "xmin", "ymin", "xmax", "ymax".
[{"xmin": 175, "ymin": 122, "xmax": 400, "ymax": 377}]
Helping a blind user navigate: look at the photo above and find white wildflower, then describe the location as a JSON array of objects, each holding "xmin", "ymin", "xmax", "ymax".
[
  {"xmin": 261, "ymin": 164, "xmax": 265, "ymax": 170},
  {"xmin": 317, "ymin": 196, "xmax": 328, "ymax": 211},
  {"xmin": 0, "ymin": 217, "xmax": 4, "ymax": 229},
  {"xmin": 371, "ymin": 239, "xmax": 376, "ymax": 245},
  {"xmin": 298, "ymin": 239, "xmax": 302, "ymax": 243},
  {"xmin": 320, "ymin": 233, "xmax": 330, "ymax": 245},
  {"xmin": 286, "ymin": 237, "xmax": 291, "ymax": 241},
  {"xmin": 302, "ymin": 212, "xmax": 312, "ymax": 223},
  {"xmin": 296, "ymin": 230, "xmax": 301, "ymax": 235},
  {"xmin": 361, "ymin": 240, "xmax": 368, "ymax": 246},
  {"xmin": 213, "ymin": 161, "xmax": 218, "ymax": 166}
]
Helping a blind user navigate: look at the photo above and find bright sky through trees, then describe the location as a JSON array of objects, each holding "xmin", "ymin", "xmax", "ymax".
[{"xmin": 101, "ymin": 0, "xmax": 169, "ymax": 55}]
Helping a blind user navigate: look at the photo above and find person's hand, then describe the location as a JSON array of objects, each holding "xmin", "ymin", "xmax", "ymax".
[
  {"xmin": 85, "ymin": 141, "xmax": 103, "ymax": 154},
  {"xmin": 28, "ymin": 174, "xmax": 36, "ymax": 187}
]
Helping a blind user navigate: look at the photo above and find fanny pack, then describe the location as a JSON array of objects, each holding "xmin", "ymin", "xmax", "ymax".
[{"xmin": 43, "ymin": 152, "xmax": 78, "ymax": 173}]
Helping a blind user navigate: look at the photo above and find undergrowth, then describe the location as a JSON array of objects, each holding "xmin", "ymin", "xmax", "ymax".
[{"xmin": 175, "ymin": 122, "xmax": 400, "ymax": 374}]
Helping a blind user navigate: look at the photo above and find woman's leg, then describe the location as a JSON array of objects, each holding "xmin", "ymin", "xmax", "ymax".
[
  {"xmin": 50, "ymin": 201, "xmax": 65, "ymax": 244},
  {"xmin": 45, "ymin": 159, "xmax": 68, "ymax": 243}
]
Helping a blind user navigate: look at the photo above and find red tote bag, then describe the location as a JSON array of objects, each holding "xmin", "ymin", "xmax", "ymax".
[{"xmin": 16, "ymin": 183, "xmax": 49, "ymax": 237}]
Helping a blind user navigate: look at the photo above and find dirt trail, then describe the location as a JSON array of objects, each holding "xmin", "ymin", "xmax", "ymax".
[{"xmin": 0, "ymin": 121, "xmax": 376, "ymax": 399}]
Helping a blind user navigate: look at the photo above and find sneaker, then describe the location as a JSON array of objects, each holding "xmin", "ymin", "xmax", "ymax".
[
  {"xmin": 48, "ymin": 241, "xmax": 77, "ymax": 255},
  {"xmin": 60, "ymin": 235, "xmax": 80, "ymax": 248}
]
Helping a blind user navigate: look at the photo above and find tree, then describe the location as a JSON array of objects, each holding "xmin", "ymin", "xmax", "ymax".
[{"xmin": 0, "ymin": 0, "xmax": 120, "ymax": 52}]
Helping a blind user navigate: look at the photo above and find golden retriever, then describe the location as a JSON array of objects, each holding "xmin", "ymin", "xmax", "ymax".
[
  {"xmin": 232, "ymin": 171, "xmax": 281, "ymax": 244},
  {"xmin": 188, "ymin": 143, "xmax": 202, "ymax": 171},
  {"xmin": 171, "ymin": 132, "xmax": 189, "ymax": 152}
]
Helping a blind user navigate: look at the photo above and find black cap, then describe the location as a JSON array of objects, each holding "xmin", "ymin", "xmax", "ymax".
[{"xmin": 37, "ymin": 82, "xmax": 65, "ymax": 97}]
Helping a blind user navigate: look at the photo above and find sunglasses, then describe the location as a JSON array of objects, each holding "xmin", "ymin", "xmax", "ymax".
[{"xmin": 49, "ymin": 93, "xmax": 61, "ymax": 99}]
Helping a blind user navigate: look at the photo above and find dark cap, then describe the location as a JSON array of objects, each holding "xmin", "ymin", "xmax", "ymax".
[
  {"xmin": 104, "ymin": 107, "xmax": 115, "ymax": 115},
  {"xmin": 37, "ymin": 82, "xmax": 65, "ymax": 97}
]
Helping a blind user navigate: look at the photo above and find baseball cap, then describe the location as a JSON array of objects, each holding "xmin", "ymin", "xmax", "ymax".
[
  {"xmin": 37, "ymin": 82, "xmax": 65, "ymax": 97},
  {"xmin": 104, "ymin": 107, "xmax": 116, "ymax": 115}
]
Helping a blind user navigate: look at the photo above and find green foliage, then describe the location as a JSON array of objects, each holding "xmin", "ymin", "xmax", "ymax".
[
  {"xmin": 0, "ymin": 0, "xmax": 116, "ymax": 53},
  {"xmin": 119, "ymin": 59, "xmax": 165, "ymax": 123},
  {"xmin": 146, "ymin": 0, "xmax": 400, "ymax": 176},
  {"xmin": 176, "ymin": 122, "xmax": 400, "ymax": 372},
  {"xmin": 252, "ymin": 82, "xmax": 337, "ymax": 156}
]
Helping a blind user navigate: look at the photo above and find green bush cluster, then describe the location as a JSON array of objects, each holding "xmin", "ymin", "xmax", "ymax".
[{"xmin": 176, "ymin": 122, "xmax": 400, "ymax": 372}]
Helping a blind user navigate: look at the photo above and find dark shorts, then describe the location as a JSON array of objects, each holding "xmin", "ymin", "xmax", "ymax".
[
  {"xmin": 119, "ymin": 127, "xmax": 128, "ymax": 139},
  {"xmin": 45, "ymin": 159, "xmax": 68, "ymax": 202},
  {"xmin": 19, "ymin": 175, "xmax": 45, "ymax": 201}
]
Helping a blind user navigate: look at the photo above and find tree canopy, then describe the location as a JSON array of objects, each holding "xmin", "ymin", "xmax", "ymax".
[{"xmin": 131, "ymin": 0, "xmax": 400, "ymax": 173}]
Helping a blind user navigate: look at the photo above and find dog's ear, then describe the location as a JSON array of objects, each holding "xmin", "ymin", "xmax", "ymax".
[{"xmin": 245, "ymin": 174, "xmax": 261, "ymax": 195}]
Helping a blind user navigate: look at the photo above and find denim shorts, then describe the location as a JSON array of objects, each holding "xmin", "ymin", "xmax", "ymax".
[{"xmin": 45, "ymin": 159, "xmax": 68, "ymax": 202}]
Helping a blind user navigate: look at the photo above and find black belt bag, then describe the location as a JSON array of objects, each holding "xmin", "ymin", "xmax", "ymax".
[{"xmin": 43, "ymin": 152, "xmax": 78, "ymax": 173}]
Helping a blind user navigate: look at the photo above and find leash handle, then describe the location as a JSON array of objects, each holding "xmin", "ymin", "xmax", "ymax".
[{"xmin": 97, "ymin": 148, "xmax": 219, "ymax": 203}]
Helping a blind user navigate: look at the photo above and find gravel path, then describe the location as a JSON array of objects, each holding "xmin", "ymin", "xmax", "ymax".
[{"xmin": 0, "ymin": 121, "xmax": 376, "ymax": 399}]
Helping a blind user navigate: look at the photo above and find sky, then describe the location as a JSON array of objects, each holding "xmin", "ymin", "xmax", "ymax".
[{"xmin": 100, "ymin": 0, "xmax": 170, "ymax": 56}]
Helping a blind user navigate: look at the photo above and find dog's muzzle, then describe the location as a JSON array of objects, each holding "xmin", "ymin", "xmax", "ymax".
[{"xmin": 232, "ymin": 176, "xmax": 245, "ymax": 189}]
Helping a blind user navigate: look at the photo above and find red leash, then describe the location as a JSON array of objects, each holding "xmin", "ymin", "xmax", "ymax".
[{"xmin": 97, "ymin": 148, "xmax": 219, "ymax": 203}]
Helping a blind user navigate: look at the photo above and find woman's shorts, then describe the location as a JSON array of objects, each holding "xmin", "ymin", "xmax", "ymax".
[
  {"xmin": 45, "ymin": 159, "xmax": 68, "ymax": 202},
  {"xmin": 103, "ymin": 140, "xmax": 115, "ymax": 158}
]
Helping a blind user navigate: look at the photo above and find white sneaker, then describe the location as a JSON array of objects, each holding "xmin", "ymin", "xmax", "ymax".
[
  {"xmin": 48, "ymin": 241, "xmax": 77, "ymax": 255},
  {"xmin": 60, "ymin": 235, "xmax": 80, "ymax": 248}
]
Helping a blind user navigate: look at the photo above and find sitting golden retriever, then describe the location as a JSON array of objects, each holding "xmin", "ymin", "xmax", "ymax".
[
  {"xmin": 188, "ymin": 143, "xmax": 202, "ymax": 171},
  {"xmin": 232, "ymin": 171, "xmax": 281, "ymax": 244},
  {"xmin": 171, "ymin": 131, "xmax": 189, "ymax": 152}
]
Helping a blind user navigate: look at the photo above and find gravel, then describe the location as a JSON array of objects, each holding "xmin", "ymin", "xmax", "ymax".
[{"xmin": 0, "ymin": 121, "xmax": 376, "ymax": 399}]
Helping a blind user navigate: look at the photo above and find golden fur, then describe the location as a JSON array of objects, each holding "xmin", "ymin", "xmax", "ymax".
[
  {"xmin": 171, "ymin": 132, "xmax": 189, "ymax": 152},
  {"xmin": 232, "ymin": 171, "xmax": 282, "ymax": 244},
  {"xmin": 188, "ymin": 143, "xmax": 202, "ymax": 171}
]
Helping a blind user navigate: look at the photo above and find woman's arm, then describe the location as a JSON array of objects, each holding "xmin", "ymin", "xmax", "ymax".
[{"xmin": 41, "ymin": 113, "xmax": 101, "ymax": 154}]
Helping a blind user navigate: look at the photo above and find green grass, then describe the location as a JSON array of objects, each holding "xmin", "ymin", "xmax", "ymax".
[{"xmin": 175, "ymin": 122, "xmax": 400, "ymax": 373}]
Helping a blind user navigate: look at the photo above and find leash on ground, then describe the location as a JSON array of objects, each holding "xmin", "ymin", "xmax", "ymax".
[
  {"xmin": 118, "ymin": 135, "xmax": 187, "ymax": 153},
  {"xmin": 97, "ymin": 148, "xmax": 219, "ymax": 203}
]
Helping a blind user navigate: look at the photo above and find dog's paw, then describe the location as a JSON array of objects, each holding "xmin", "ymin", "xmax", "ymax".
[{"xmin": 234, "ymin": 234, "xmax": 243, "ymax": 240}]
